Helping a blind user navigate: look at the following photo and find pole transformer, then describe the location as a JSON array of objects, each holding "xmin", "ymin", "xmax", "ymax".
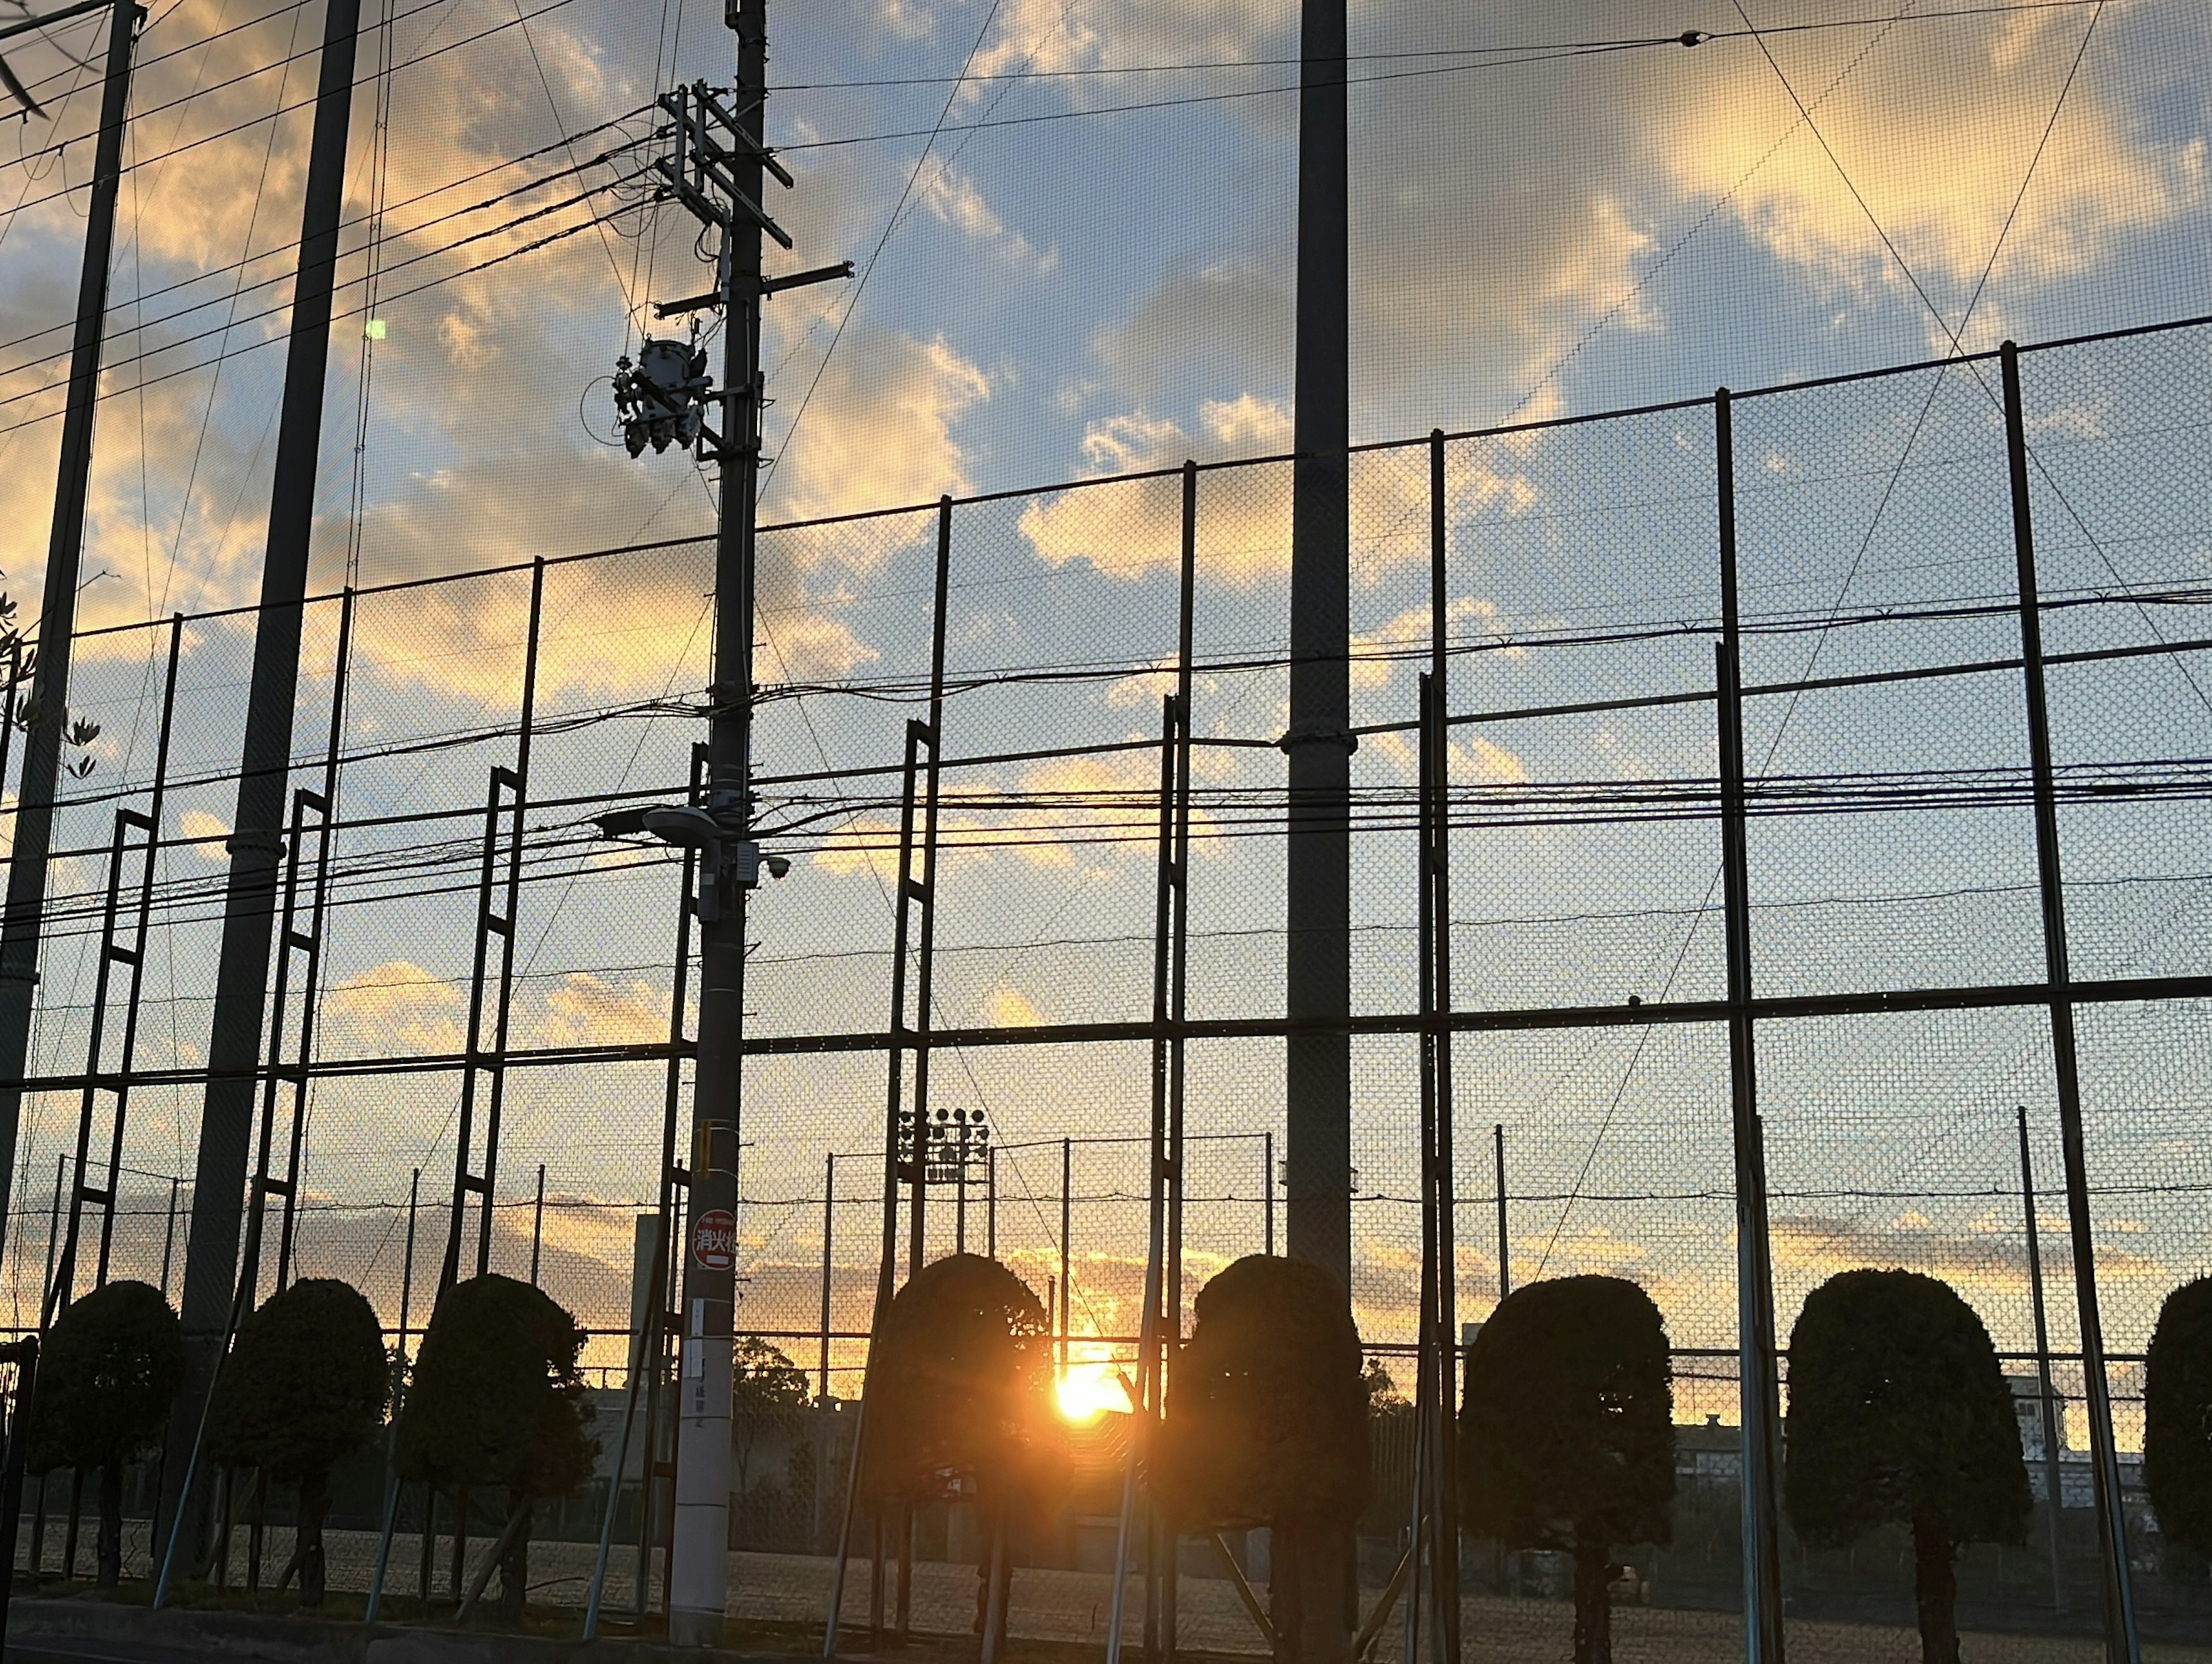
[{"xmin": 0, "ymin": 0, "xmax": 141, "ymax": 1263}]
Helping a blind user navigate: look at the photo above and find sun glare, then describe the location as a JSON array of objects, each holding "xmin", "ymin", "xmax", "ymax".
[{"xmin": 1055, "ymin": 1362, "xmax": 1132, "ymax": 1424}]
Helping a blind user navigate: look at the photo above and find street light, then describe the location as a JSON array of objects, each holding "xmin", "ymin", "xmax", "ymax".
[{"xmin": 591, "ymin": 802, "xmax": 788, "ymax": 921}]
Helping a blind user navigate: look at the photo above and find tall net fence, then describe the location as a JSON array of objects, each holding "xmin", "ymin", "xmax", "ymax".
[{"xmin": 10, "ymin": 317, "xmax": 2212, "ymax": 1659}]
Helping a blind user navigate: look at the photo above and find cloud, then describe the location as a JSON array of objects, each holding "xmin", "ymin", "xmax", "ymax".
[
  {"xmin": 1018, "ymin": 398, "xmax": 1536, "ymax": 582},
  {"xmin": 760, "ymin": 328, "xmax": 991, "ymax": 554},
  {"xmin": 985, "ymin": 982, "xmax": 1043, "ymax": 1026},
  {"xmin": 177, "ymin": 808, "xmax": 229, "ymax": 862},
  {"xmin": 321, "ymin": 960, "xmax": 463, "ymax": 1056},
  {"xmin": 807, "ymin": 749, "xmax": 1182, "ymax": 878},
  {"xmin": 1664, "ymin": 9, "xmax": 2201, "ymax": 349},
  {"xmin": 1770, "ymin": 1210, "xmax": 2166, "ymax": 1299},
  {"xmin": 535, "ymin": 971, "xmax": 668, "ymax": 1047}
]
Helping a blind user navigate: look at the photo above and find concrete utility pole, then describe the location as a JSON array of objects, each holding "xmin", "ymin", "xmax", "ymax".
[
  {"xmin": 604, "ymin": 5, "xmax": 839, "ymax": 1643},
  {"xmin": 0, "ymin": 0, "xmax": 141, "ymax": 1263},
  {"xmin": 669, "ymin": 17, "xmax": 764, "ymax": 1632},
  {"xmin": 1286, "ymin": 0, "xmax": 1351, "ymax": 1293},
  {"xmin": 158, "ymin": 0, "xmax": 362, "ymax": 1557}
]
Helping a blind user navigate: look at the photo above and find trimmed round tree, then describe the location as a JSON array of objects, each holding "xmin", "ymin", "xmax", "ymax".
[
  {"xmin": 1785, "ymin": 1269, "xmax": 2030, "ymax": 1664},
  {"xmin": 206, "ymin": 1279, "xmax": 389, "ymax": 1606},
  {"xmin": 1459, "ymin": 1276, "xmax": 1675, "ymax": 1664},
  {"xmin": 861, "ymin": 1253, "xmax": 1058, "ymax": 1507},
  {"xmin": 860, "ymin": 1253, "xmax": 1059, "ymax": 1648},
  {"xmin": 1158, "ymin": 1256, "xmax": 1370, "ymax": 1664},
  {"xmin": 399, "ymin": 1275, "xmax": 593, "ymax": 1623},
  {"xmin": 28, "ymin": 1279, "xmax": 183, "ymax": 1587},
  {"xmin": 2145, "ymin": 1278, "xmax": 2212, "ymax": 1560}
]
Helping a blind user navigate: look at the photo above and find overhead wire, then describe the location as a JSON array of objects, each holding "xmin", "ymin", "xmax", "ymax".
[
  {"xmin": 0, "ymin": 177, "xmax": 652, "ymax": 436},
  {"xmin": 0, "ymin": 0, "xmax": 588, "ymax": 196},
  {"xmin": 0, "ymin": 107, "xmax": 658, "ymax": 362}
]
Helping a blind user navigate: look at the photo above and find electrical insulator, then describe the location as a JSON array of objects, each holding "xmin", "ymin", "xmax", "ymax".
[{"xmin": 612, "ymin": 336, "xmax": 714, "ymax": 457}]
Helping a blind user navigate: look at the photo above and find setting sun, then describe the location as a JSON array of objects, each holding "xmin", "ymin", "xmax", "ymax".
[{"xmin": 1054, "ymin": 1363, "xmax": 1132, "ymax": 1424}]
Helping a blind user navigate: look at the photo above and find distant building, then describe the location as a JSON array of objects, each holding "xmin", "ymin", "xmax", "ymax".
[{"xmin": 1675, "ymin": 1414, "xmax": 1741, "ymax": 1488}]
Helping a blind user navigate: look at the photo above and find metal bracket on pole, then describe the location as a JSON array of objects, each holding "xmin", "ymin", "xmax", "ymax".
[
  {"xmin": 442, "ymin": 560, "xmax": 544, "ymax": 1294},
  {"xmin": 47, "ymin": 614, "xmax": 179, "ymax": 1325}
]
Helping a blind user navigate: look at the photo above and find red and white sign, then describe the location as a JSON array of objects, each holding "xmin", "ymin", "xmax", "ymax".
[{"xmin": 693, "ymin": 1209, "xmax": 737, "ymax": 1270}]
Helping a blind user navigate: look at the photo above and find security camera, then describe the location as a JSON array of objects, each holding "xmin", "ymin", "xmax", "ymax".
[{"xmin": 764, "ymin": 853, "xmax": 790, "ymax": 880}]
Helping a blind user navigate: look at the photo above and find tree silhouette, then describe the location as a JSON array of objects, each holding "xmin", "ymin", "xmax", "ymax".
[
  {"xmin": 1785, "ymin": 1269, "xmax": 2029, "ymax": 1664},
  {"xmin": 399, "ymin": 1275, "xmax": 593, "ymax": 1623},
  {"xmin": 1158, "ymin": 1256, "xmax": 1370, "ymax": 1664},
  {"xmin": 1459, "ymin": 1276, "xmax": 1674, "ymax": 1664},
  {"xmin": 28, "ymin": 1280, "xmax": 183, "ymax": 1586},
  {"xmin": 732, "ymin": 1336, "xmax": 811, "ymax": 1545},
  {"xmin": 860, "ymin": 1254, "xmax": 1059, "ymax": 1652},
  {"xmin": 2146, "ymin": 1278, "xmax": 2212, "ymax": 1560},
  {"xmin": 860, "ymin": 1253, "xmax": 1058, "ymax": 1509},
  {"xmin": 206, "ymin": 1279, "xmax": 388, "ymax": 1605}
]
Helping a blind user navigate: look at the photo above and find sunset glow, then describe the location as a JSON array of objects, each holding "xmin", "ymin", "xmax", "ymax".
[{"xmin": 1055, "ymin": 1362, "xmax": 1132, "ymax": 1424}]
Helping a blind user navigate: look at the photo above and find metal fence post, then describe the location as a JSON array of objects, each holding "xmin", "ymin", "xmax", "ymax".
[
  {"xmin": 2017, "ymin": 1105, "xmax": 2070, "ymax": 1613},
  {"xmin": 1492, "ymin": 1126, "xmax": 1507, "ymax": 1302},
  {"xmin": 1716, "ymin": 388, "xmax": 1787, "ymax": 1664},
  {"xmin": 0, "ymin": 1335, "xmax": 40, "ymax": 1659},
  {"xmin": 1427, "ymin": 429, "xmax": 1462, "ymax": 1664},
  {"xmin": 1999, "ymin": 340, "xmax": 2141, "ymax": 1664},
  {"xmin": 820, "ymin": 1153, "xmax": 835, "ymax": 1400},
  {"xmin": 1061, "ymin": 1139, "xmax": 1074, "ymax": 1373}
]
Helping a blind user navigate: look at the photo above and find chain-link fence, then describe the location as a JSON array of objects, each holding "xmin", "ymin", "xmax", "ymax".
[{"xmin": 10, "ymin": 317, "xmax": 2212, "ymax": 1660}]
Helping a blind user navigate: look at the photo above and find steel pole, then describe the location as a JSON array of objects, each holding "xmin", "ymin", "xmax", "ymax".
[
  {"xmin": 1999, "ymin": 341, "xmax": 2141, "ymax": 1664},
  {"xmin": 160, "ymin": 0, "xmax": 363, "ymax": 1560},
  {"xmin": 1285, "ymin": 0, "xmax": 1351, "ymax": 1301},
  {"xmin": 1716, "ymin": 391, "xmax": 1787, "ymax": 1664},
  {"xmin": 0, "ymin": 0, "xmax": 141, "ymax": 1261}
]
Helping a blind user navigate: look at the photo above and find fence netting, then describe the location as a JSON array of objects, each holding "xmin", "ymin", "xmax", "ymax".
[{"xmin": 10, "ymin": 320, "xmax": 2212, "ymax": 1660}]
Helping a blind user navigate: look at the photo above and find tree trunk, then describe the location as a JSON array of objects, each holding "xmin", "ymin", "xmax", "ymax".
[
  {"xmin": 297, "ymin": 1470, "xmax": 330, "ymax": 1606},
  {"xmin": 895, "ymin": 1500, "xmax": 913, "ymax": 1643},
  {"xmin": 1912, "ymin": 1518, "xmax": 1961, "ymax": 1664},
  {"xmin": 63, "ymin": 1468, "xmax": 82, "ymax": 1579},
  {"xmin": 1571, "ymin": 1540, "xmax": 1612, "ymax": 1664},
  {"xmin": 980, "ymin": 1508, "xmax": 1012, "ymax": 1664},
  {"xmin": 418, "ymin": 1482, "xmax": 437, "ymax": 1612},
  {"xmin": 1267, "ymin": 1512, "xmax": 1353, "ymax": 1664},
  {"xmin": 452, "ymin": 1483, "xmax": 469, "ymax": 1600},
  {"xmin": 249, "ymin": 1466, "xmax": 267, "ymax": 1591},
  {"xmin": 95, "ymin": 1463, "xmax": 123, "ymax": 1588},
  {"xmin": 497, "ymin": 1488, "xmax": 533, "ymax": 1625}
]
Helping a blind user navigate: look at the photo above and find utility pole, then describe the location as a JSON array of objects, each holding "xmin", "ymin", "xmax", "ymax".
[
  {"xmin": 596, "ymin": 5, "xmax": 846, "ymax": 1643},
  {"xmin": 0, "ymin": 0, "xmax": 141, "ymax": 1261},
  {"xmin": 157, "ymin": 0, "xmax": 363, "ymax": 1563}
]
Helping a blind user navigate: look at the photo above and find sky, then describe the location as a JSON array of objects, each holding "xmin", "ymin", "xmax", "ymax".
[{"xmin": 0, "ymin": 0, "xmax": 2208, "ymax": 1427}]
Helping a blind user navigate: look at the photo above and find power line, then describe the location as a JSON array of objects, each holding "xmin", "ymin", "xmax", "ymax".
[
  {"xmin": 0, "ymin": 0, "xmax": 586, "ymax": 189},
  {"xmin": 765, "ymin": 3, "xmax": 2101, "ymax": 92}
]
